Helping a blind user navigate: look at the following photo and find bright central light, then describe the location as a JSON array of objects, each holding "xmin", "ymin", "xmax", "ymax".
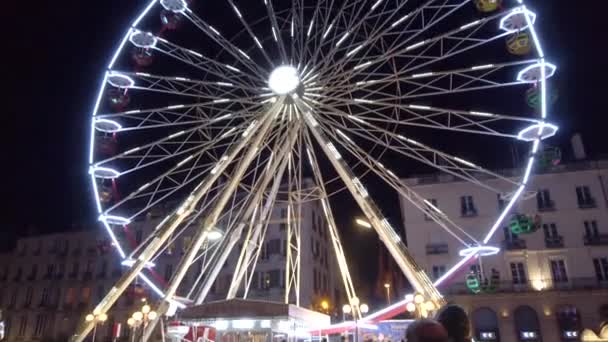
[{"xmin": 268, "ymin": 66, "xmax": 300, "ymax": 95}]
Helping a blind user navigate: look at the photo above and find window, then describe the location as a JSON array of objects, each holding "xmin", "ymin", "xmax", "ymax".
[
  {"xmin": 550, "ymin": 260, "xmax": 568, "ymax": 283},
  {"xmin": 460, "ymin": 196, "xmax": 477, "ymax": 216},
  {"xmin": 28, "ymin": 264, "xmax": 38, "ymax": 280},
  {"xmin": 64, "ymin": 288, "xmax": 76, "ymax": 306},
  {"xmin": 45, "ymin": 264, "xmax": 54, "ymax": 279},
  {"xmin": 17, "ymin": 316, "xmax": 27, "ymax": 337},
  {"xmin": 432, "ymin": 265, "xmax": 446, "ymax": 280},
  {"xmin": 510, "ymin": 262, "xmax": 527, "ymax": 285},
  {"xmin": 164, "ymin": 264, "xmax": 173, "ymax": 281},
  {"xmin": 57, "ymin": 264, "xmax": 65, "ymax": 279},
  {"xmin": 96, "ymin": 286, "xmax": 105, "ymax": 301},
  {"xmin": 267, "ymin": 239, "xmax": 281, "ymax": 256},
  {"xmin": 584, "ymin": 220, "xmax": 599, "ymax": 238},
  {"xmin": 497, "ymin": 194, "xmax": 506, "ymax": 211},
  {"xmin": 24, "ymin": 287, "xmax": 33, "ymax": 307},
  {"xmin": 70, "ymin": 262, "xmax": 79, "ymax": 278},
  {"xmin": 313, "ymin": 269, "xmax": 318, "ymax": 292},
  {"xmin": 9, "ymin": 289, "xmax": 17, "ymax": 307},
  {"xmin": 33, "ymin": 315, "xmax": 46, "ymax": 337},
  {"xmin": 576, "ymin": 186, "xmax": 595, "ymax": 208},
  {"xmin": 424, "ymin": 199, "xmax": 438, "ymax": 220},
  {"xmin": 262, "ymin": 273, "xmax": 271, "ymax": 290},
  {"xmin": 135, "ymin": 229, "xmax": 143, "ymax": 245},
  {"xmin": 98, "ymin": 260, "xmax": 107, "ymax": 278},
  {"xmin": 268, "ymin": 270, "xmax": 281, "ymax": 288},
  {"xmin": 543, "ymin": 223, "xmax": 559, "ymax": 239},
  {"xmin": 279, "ymin": 223, "xmax": 287, "ymax": 231},
  {"xmin": 537, "ymin": 189, "xmax": 554, "ymax": 211},
  {"xmin": 281, "ymin": 208, "xmax": 287, "ymax": 219},
  {"xmin": 81, "ymin": 287, "xmax": 92, "ymax": 304},
  {"xmin": 593, "ymin": 258, "xmax": 608, "ymax": 281},
  {"xmin": 40, "ymin": 288, "xmax": 49, "ymax": 306}
]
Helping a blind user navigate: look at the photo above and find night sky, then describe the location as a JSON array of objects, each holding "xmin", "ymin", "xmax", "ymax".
[{"xmin": 1, "ymin": 0, "xmax": 608, "ymax": 294}]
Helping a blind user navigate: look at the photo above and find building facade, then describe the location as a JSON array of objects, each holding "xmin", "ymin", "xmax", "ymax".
[
  {"xmin": 0, "ymin": 198, "xmax": 341, "ymax": 341},
  {"xmin": 400, "ymin": 159, "xmax": 608, "ymax": 341}
]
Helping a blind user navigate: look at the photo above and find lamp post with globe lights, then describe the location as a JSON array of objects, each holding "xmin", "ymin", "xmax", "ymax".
[
  {"xmin": 384, "ymin": 283, "xmax": 391, "ymax": 305},
  {"xmin": 404, "ymin": 293, "xmax": 436, "ymax": 319},
  {"xmin": 128, "ymin": 304, "xmax": 158, "ymax": 341},
  {"xmin": 85, "ymin": 312, "xmax": 108, "ymax": 342},
  {"xmin": 342, "ymin": 299, "xmax": 369, "ymax": 342}
]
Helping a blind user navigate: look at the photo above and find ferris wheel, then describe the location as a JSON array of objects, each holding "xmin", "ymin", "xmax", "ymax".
[{"xmin": 77, "ymin": 0, "xmax": 556, "ymax": 340}]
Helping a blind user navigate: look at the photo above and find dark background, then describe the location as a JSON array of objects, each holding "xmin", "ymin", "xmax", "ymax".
[{"xmin": 1, "ymin": 0, "xmax": 607, "ymax": 296}]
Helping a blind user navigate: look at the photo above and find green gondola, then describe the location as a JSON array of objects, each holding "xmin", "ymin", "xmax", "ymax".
[
  {"xmin": 538, "ymin": 146, "xmax": 562, "ymax": 168},
  {"xmin": 466, "ymin": 272, "xmax": 482, "ymax": 294},
  {"xmin": 526, "ymin": 86, "xmax": 559, "ymax": 110},
  {"xmin": 510, "ymin": 214, "xmax": 540, "ymax": 235}
]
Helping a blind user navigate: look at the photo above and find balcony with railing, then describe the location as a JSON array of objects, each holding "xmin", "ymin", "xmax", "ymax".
[
  {"xmin": 441, "ymin": 277, "xmax": 608, "ymax": 296},
  {"xmin": 584, "ymin": 234, "xmax": 608, "ymax": 246},
  {"xmin": 545, "ymin": 236, "xmax": 565, "ymax": 249},
  {"xmin": 502, "ymin": 238, "xmax": 527, "ymax": 251},
  {"xmin": 538, "ymin": 200, "xmax": 556, "ymax": 212},
  {"xmin": 578, "ymin": 198, "xmax": 597, "ymax": 209},
  {"xmin": 426, "ymin": 243, "xmax": 449, "ymax": 255}
]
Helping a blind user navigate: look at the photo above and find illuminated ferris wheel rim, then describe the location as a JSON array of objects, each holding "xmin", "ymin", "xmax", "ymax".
[{"xmin": 82, "ymin": 0, "xmax": 557, "ymax": 337}]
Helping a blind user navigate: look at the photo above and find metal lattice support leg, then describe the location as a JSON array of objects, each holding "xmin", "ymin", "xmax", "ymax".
[{"xmin": 299, "ymin": 102, "xmax": 445, "ymax": 306}]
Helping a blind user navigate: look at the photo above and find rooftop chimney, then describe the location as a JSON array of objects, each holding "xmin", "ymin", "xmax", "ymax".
[{"xmin": 571, "ymin": 133, "xmax": 586, "ymax": 160}]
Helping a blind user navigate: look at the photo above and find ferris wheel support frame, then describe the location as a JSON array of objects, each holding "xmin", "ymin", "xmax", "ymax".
[
  {"xmin": 298, "ymin": 100, "xmax": 445, "ymax": 306},
  {"xmin": 303, "ymin": 129, "xmax": 362, "ymax": 318},
  {"xmin": 193, "ymin": 121, "xmax": 298, "ymax": 304},
  {"xmin": 226, "ymin": 122, "xmax": 301, "ymax": 299},
  {"xmin": 140, "ymin": 99, "xmax": 288, "ymax": 340},
  {"xmin": 71, "ymin": 99, "xmax": 284, "ymax": 342}
]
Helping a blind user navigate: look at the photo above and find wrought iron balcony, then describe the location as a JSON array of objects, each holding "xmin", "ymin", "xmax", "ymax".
[
  {"xmin": 578, "ymin": 198, "xmax": 597, "ymax": 209},
  {"xmin": 538, "ymin": 200, "xmax": 556, "ymax": 212},
  {"xmin": 584, "ymin": 234, "xmax": 608, "ymax": 246},
  {"xmin": 502, "ymin": 238, "xmax": 527, "ymax": 250},
  {"xmin": 545, "ymin": 236, "xmax": 564, "ymax": 249},
  {"xmin": 426, "ymin": 243, "xmax": 449, "ymax": 255}
]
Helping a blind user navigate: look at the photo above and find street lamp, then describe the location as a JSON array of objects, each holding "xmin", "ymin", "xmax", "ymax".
[
  {"xmin": 384, "ymin": 283, "xmax": 391, "ymax": 305},
  {"xmin": 355, "ymin": 218, "xmax": 372, "ymax": 229},
  {"xmin": 129, "ymin": 304, "xmax": 158, "ymax": 341},
  {"xmin": 85, "ymin": 313, "xmax": 108, "ymax": 342},
  {"xmin": 343, "ymin": 300, "xmax": 369, "ymax": 342}
]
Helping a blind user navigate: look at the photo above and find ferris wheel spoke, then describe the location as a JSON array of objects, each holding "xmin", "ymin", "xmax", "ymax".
[
  {"xmin": 116, "ymin": 71, "xmax": 263, "ymax": 97},
  {"xmin": 318, "ymin": 0, "xmax": 470, "ymax": 84},
  {"xmin": 152, "ymin": 37, "xmax": 264, "ymax": 87},
  {"xmin": 324, "ymin": 5, "xmax": 518, "ymax": 89},
  {"xmin": 321, "ymin": 101, "xmax": 542, "ymax": 139},
  {"xmin": 263, "ymin": 0, "xmax": 289, "ymax": 62},
  {"xmin": 225, "ymin": 0, "xmax": 276, "ymax": 68},
  {"xmin": 181, "ymin": 11, "xmax": 269, "ymax": 80},
  {"xmin": 313, "ymin": 121, "xmax": 479, "ymax": 248},
  {"xmin": 94, "ymin": 118, "xmax": 249, "ymax": 176},
  {"xmin": 313, "ymin": 105, "xmax": 520, "ymax": 193}
]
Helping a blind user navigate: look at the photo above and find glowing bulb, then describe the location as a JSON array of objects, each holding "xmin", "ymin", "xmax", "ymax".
[
  {"xmin": 406, "ymin": 303, "xmax": 416, "ymax": 312},
  {"xmin": 414, "ymin": 294, "xmax": 424, "ymax": 304},
  {"xmin": 98, "ymin": 313, "xmax": 108, "ymax": 322},
  {"xmin": 147, "ymin": 311, "xmax": 158, "ymax": 320},
  {"xmin": 127, "ymin": 318, "xmax": 135, "ymax": 326},
  {"xmin": 133, "ymin": 312, "xmax": 144, "ymax": 321},
  {"xmin": 321, "ymin": 301, "xmax": 329, "ymax": 310},
  {"xmin": 208, "ymin": 229, "xmax": 223, "ymax": 241},
  {"xmin": 343, "ymin": 304, "xmax": 352, "ymax": 314},
  {"xmin": 86, "ymin": 314, "xmax": 95, "ymax": 322},
  {"xmin": 424, "ymin": 302, "xmax": 436, "ymax": 311},
  {"xmin": 268, "ymin": 66, "xmax": 300, "ymax": 95},
  {"xmin": 351, "ymin": 297, "xmax": 360, "ymax": 306},
  {"xmin": 360, "ymin": 304, "xmax": 369, "ymax": 314},
  {"xmin": 142, "ymin": 305, "xmax": 151, "ymax": 314}
]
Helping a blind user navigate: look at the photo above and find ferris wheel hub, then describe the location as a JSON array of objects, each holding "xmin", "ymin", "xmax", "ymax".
[{"xmin": 268, "ymin": 66, "xmax": 300, "ymax": 95}]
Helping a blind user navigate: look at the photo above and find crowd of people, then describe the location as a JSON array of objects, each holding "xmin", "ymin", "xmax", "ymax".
[{"xmin": 404, "ymin": 304, "xmax": 473, "ymax": 342}]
